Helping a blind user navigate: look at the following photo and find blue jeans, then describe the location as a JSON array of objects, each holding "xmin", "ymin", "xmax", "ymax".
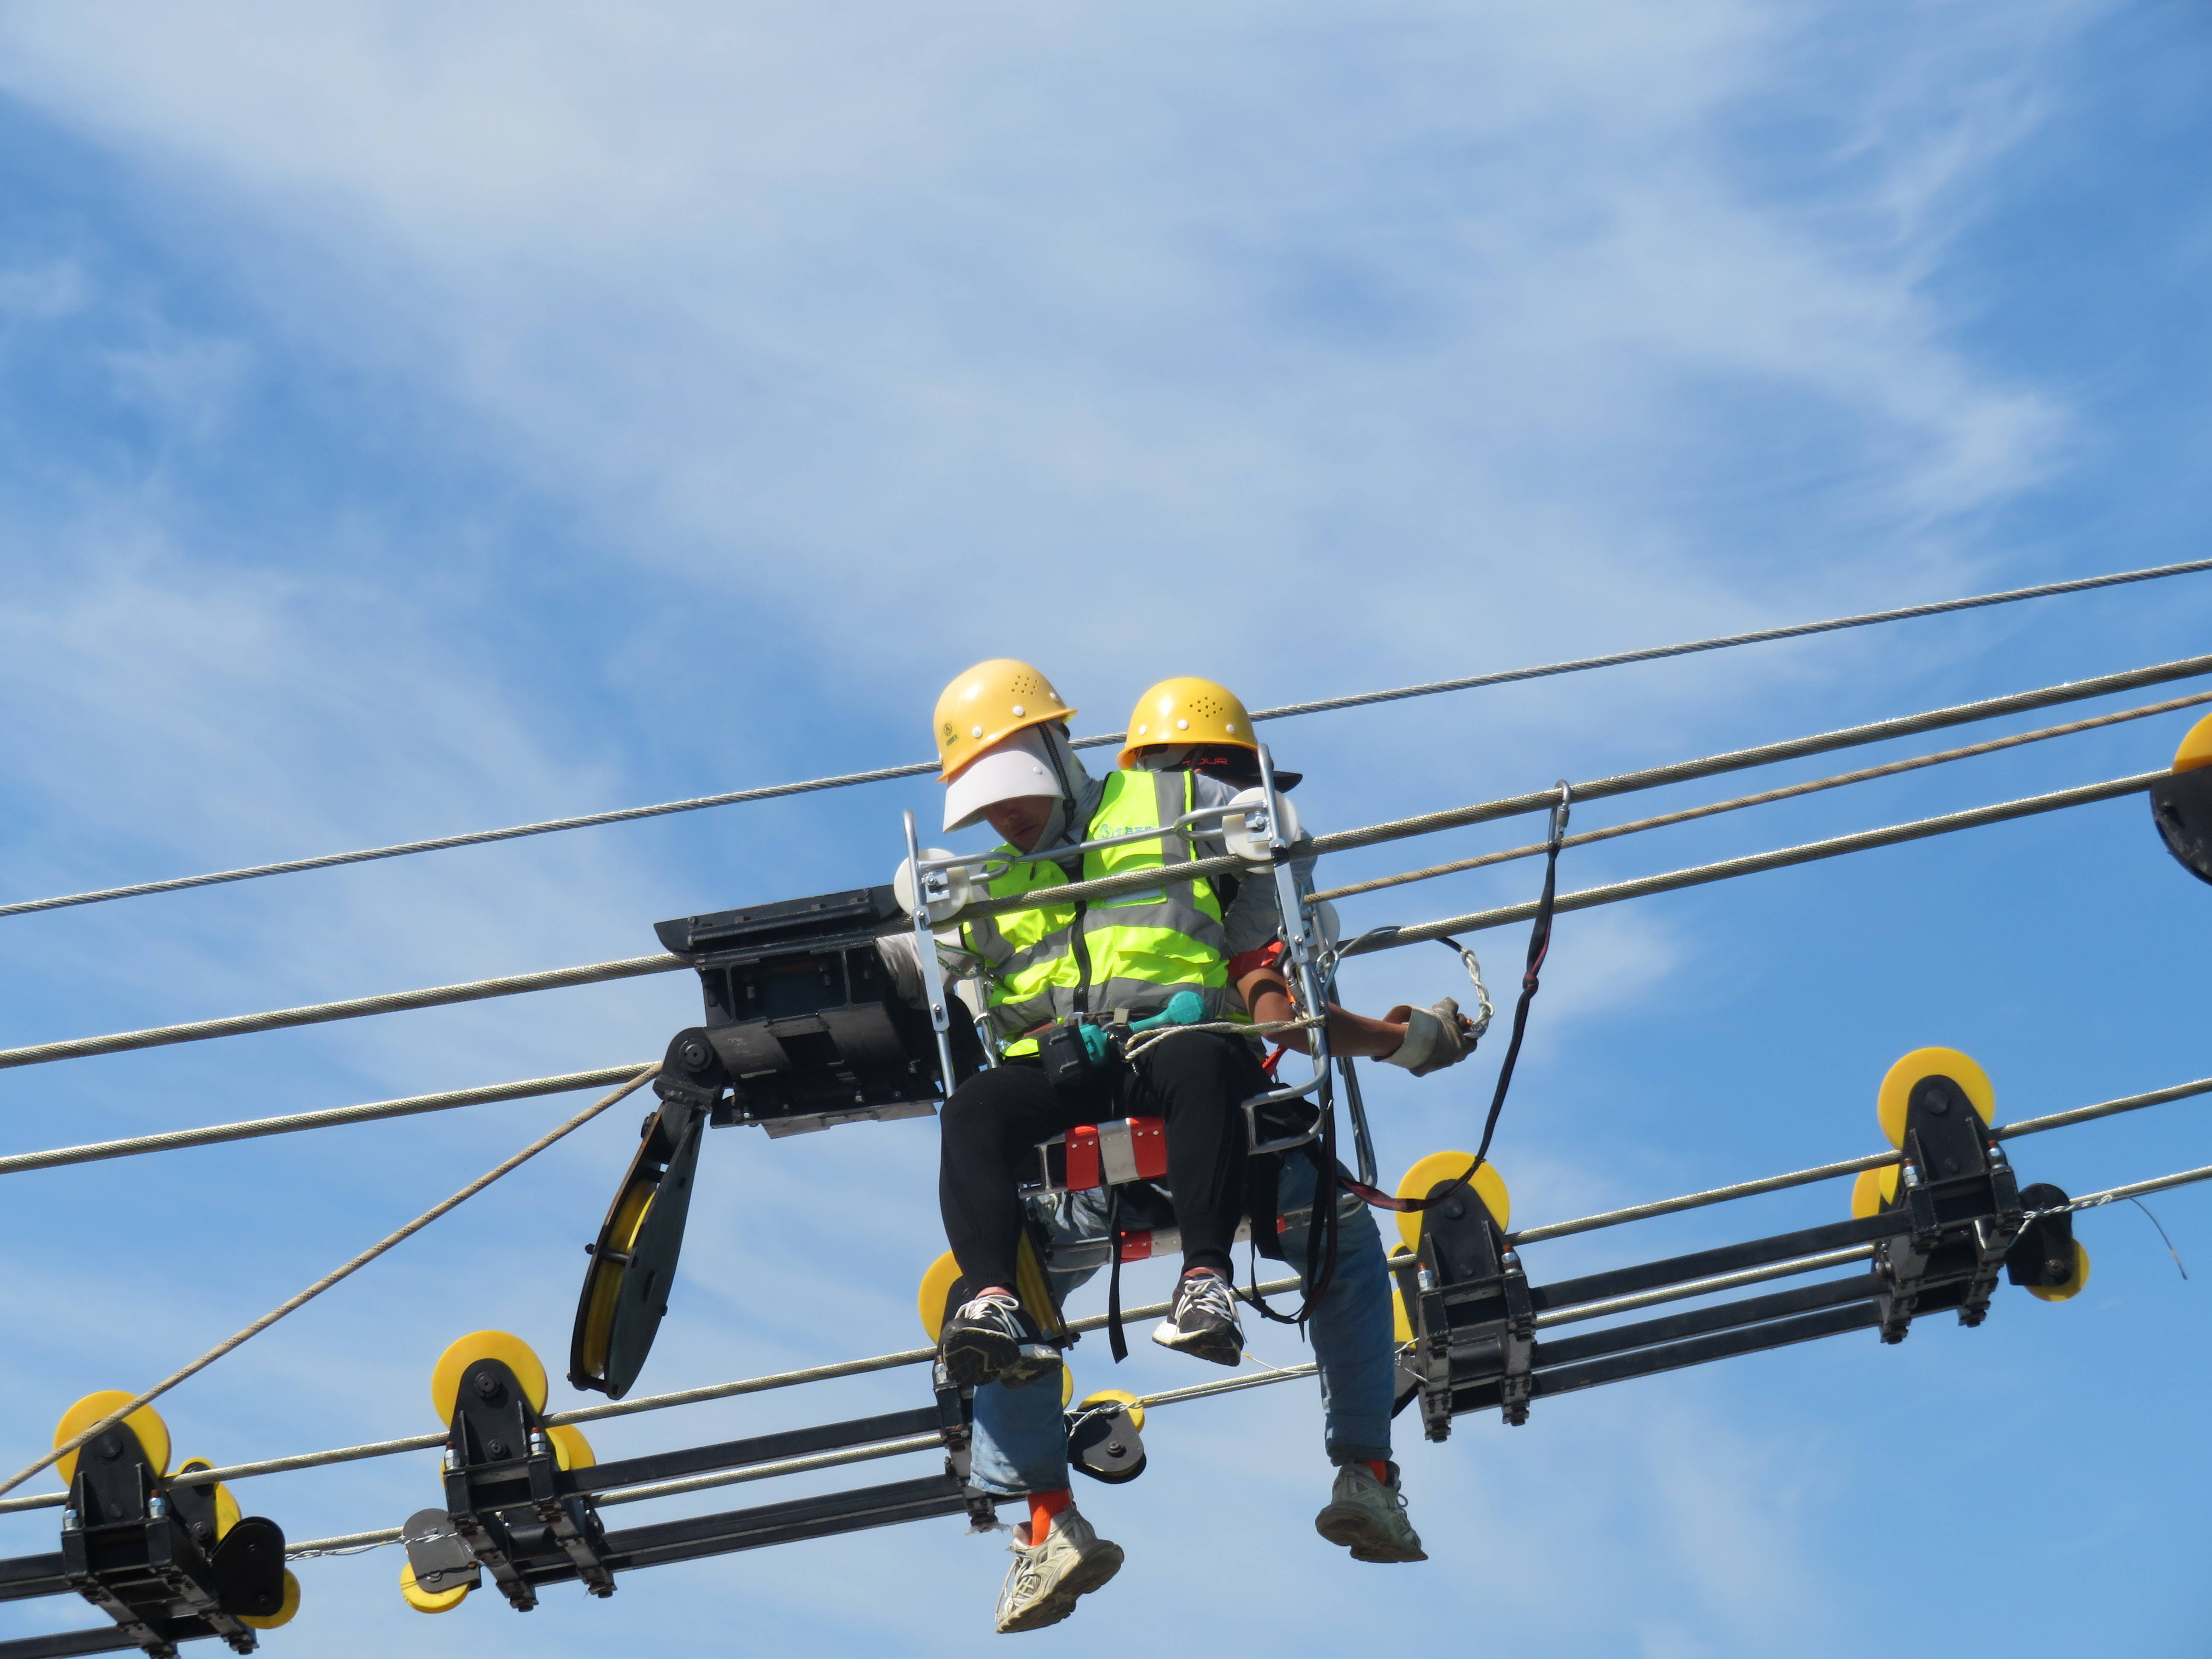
[{"xmin": 967, "ymin": 1153, "xmax": 1398, "ymax": 1495}]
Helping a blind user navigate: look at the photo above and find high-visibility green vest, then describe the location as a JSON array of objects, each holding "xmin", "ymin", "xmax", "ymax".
[{"xmin": 962, "ymin": 770, "xmax": 1228, "ymax": 1056}]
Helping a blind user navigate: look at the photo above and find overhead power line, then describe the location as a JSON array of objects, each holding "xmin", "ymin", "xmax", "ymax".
[
  {"xmin": 955, "ymin": 652, "xmax": 2210, "ymax": 922},
  {"xmin": 3, "ymin": 558, "xmax": 2206, "ymax": 925},
  {"xmin": 0, "ymin": 1276, "xmax": 1310, "ymax": 1514},
  {"xmin": 0, "ymin": 956, "xmax": 681, "ymax": 1072},
  {"xmin": 6, "ymin": 1065, "xmax": 2205, "ymax": 1518},
  {"xmin": 3, "ymin": 651, "xmax": 2200, "ymax": 1075},
  {"xmin": 1349, "ymin": 770, "xmax": 2160, "ymax": 953},
  {"xmin": 0, "ymin": 1065, "xmax": 652, "ymax": 1176},
  {"xmin": 1313, "ymin": 687, "xmax": 2212, "ymax": 903}
]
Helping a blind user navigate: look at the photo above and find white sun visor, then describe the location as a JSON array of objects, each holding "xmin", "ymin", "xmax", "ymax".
[{"xmin": 943, "ymin": 726, "xmax": 1060, "ymax": 832}]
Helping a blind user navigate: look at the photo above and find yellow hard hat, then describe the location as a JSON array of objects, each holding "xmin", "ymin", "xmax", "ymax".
[
  {"xmin": 934, "ymin": 660, "xmax": 1075, "ymax": 782},
  {"xmin": 1118, "ymin": 677, "xmax": 1256, "ymax": 770}
]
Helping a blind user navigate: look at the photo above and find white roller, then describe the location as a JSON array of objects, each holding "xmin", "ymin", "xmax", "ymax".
[
  {"xmin": 1221, "ymin": 787, "xmax": 1301, "ymax": 865},
  {"xmin": 894, "ymin": 851, "xmax": 972, "ymax": 926}
]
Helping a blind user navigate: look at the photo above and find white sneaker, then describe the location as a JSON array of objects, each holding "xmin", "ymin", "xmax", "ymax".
[
  {"xmin": 1314, "ymin": 1461, "xmax": 1427, "ymax": 1563},
  {"xmin": 993, "ymin": 1507, "xmax": 1124, "ymax": 1634}
]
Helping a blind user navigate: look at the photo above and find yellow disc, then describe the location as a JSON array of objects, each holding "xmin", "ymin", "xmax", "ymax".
[
  {"xmin": 54, "ymin": 1393, "xmax": 169, "ymax": 1486},
  {"xmin": 431, "ymin": 1332, "xmax": 548, "ymax": 1424},
  {"xmin": 918, "ymin": 1250, "xmax": 965, "ymax": 1343},
  {"xmin": 546, "ymin": 1424, "xmax": 595, "ymax": 1472},
  {"xmin": 2028, "ymin": 1239, "xmax": 2093, "ymax": 1303},
  {"xmin": 240, "ymin": 1569, "xmax": 301, "ymax": 1630},
  {"xmin": 400, "ymin": 1560, "xmax": 470, "ymax": 1614},
  {"xmin": 1387, "ymin": 1246, "xmax": 1416, "ymax": 1343},
  {"xmin": 577, "ymin": 1179, "xmax": 659, "ymax": 1382},
  {"xmin": 1394, "ymin": 1152, "xmax": 1511, "ymax": 1252},
  {"xmin": 2174, "ymin": 710, "xmax": 2212, "ymax": 774},
  {"xmin": 1077, "ymin": 1388, "xmax": 1147, "ymax": 1432},
  {"xmin": 1059, "ymin": 1363, "xmax": 1076, "ymax": 1409},
  {"xmin": 176, "ymin": 1461, "xmax": 240, "ymax": 1540},
  {"xmin": 1875, "ymin": 1048, "xmax": 1995, "ymax": 1150},
  {"xmin": 1849, "ymin": 1166, "xmax": 1901, "ymax": 1219}
]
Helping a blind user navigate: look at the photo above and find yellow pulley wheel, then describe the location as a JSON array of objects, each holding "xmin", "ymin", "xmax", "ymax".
[
  {"xmin": 546, "ymin": 1424, "xmax": 595, "ymax": 1472},
  {"xmin": 1077, "ymin": 1389, "xmax": 1146, "ymax": 1432},
  {"xmin": 2174, "ymin": 710, "xmax": 2212, "ymax": 773},
  {"xmin": 2028, "ymin": 1240, "xmax": 2092, "ymax": 1303},
  {"xmin": 240, "ymin": 1568, "xmax": 301, "ymax": 1630},
  {"xmin": 1388, "ymin": 1247, "xmax": 1415, "ymax": 1343},
  {"xmin": 1876, "ymin": 1048, "xmax": 1995, "ymax": 1150},
  {"xmin": 54, "ymin": 1393, "xmax": 169, "ymax": 1485},
  {"xmin": 1059, "ymin": 1363, "xmax": 1075, "ymax": 1409},
  {"xmin": 1849, "ymin": 1167, "xmax": 1900, "ymax": 1220},
  {"xmin": 1394, "ymin": 1151, "xmax": 1511, "ymax": 1252},
  {"xmin": 400, "ymin": 1560, "xmax": 470, "ymax": 1614},
  {"xmin": 918, "ymin": 1250, "xmax": 965, "ymax": 1343},
  {"xmin": 431, "ymin": 1332, "xmax": 548, "ymax": 1424},
  {"xmin": 175, "ymin": 1460, "xmax": 241, "ymax": 1540},
  {"xmin": 576, "ymin": 1177, "xmax": 659, "ymax": 1384}
]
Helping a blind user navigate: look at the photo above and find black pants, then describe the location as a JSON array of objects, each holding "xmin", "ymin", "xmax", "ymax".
[{"xmin": 938, "ymin": 1030, "xmax": 1262, "ymax": 1291}]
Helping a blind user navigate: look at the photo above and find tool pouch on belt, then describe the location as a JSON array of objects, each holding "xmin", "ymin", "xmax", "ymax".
[{"xmin": 1041, "ymin": 1018, "xmax": 1122, "ymax": 1099}]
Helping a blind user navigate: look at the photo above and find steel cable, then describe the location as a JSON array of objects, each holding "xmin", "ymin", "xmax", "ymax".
[
  {"xmin": 953, "ymin": 651, "xmax": 2212, "ymax": 924},
  {"xmin": 5, "ymin": 559, "xmax": 2206, "ymax": 924},
  {"xmin": 0, "ymin": 1275, "xmax": 1307, "ymax": 1514},
  {"xmin": 0, "ymin": 955, "xmax": 683, "ymax": 1072},
  {"xmin": 0, "ymin": 1066, "xmax": 660, "ymax": 1501},
  {"xmin": 1313, "ymin": 688, "xmax": 2212, "ymax": 904},
  {"xmin": 11, "ymin": 1071, "xmax": 2208, "ymax": 1519},
  {"xmin": 1343, "ymin": 771, "xmax": 2162, "ymax": 955},
  {"xmin": 3, "ymin": 657, "xmax": 2199, "ymax": 1078},
  {"xmin": 0, "ymin": 1065, "xmax": 653, "ymax": 1176}
]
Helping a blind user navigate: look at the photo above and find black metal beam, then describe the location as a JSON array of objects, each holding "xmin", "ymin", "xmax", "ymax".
[
  {"xmin": 1526, "ymin": 1214, "xmax": 1899, "ymax": 1313},
  {"xmin": 1532, "ymin": 1302, "xmax": 1883, "ymax": 1398},
  {"xmin": 504, "ymin": 1476, "xmax": 981, "ymax": 1589},
  {"xmin": 564, "ymin": 1407, "xmax": 945, "ymax": 1498},
  {"xmin": 1531, "ymin": 1275, "xmax": 1882, "ymax": 1370},
  {"xmin": 605, "ymin": 1476, "xmax": 976, "ymax": 1574},
  {"xmin": 0, "ymin": 1622, "xmax": 207, "ymax": 1658},
  {"xmin": 0, "ymin": 1554, "xmax": 71, "ymax": 1606}
]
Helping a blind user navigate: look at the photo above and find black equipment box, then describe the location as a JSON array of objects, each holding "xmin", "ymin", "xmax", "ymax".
[{"xmin": 653, "ymin": 885, "xmax": 980, "ymax": 1137}]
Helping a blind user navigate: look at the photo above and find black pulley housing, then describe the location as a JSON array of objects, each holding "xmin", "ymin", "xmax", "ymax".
[{"xmin": 2150, "ymin": 765, "xmax": 2212, "ymax": 886}]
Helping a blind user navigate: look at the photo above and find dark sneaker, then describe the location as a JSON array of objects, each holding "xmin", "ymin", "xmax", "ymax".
[
  {"xmin": 1314, "ymin": 1460, "xmax": 1428, "ymax": 1562},
  {"xmin": 1149, "ymin": 1271, "xmax": 1244, "ymax": 1367},
  {"xmin": 940, "ymin": 1291, "xmax": 1059, "ymax": 1389}
]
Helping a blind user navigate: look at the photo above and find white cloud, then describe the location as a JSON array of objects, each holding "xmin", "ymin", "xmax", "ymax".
[{"xmin": 0, "ymin": 3, "xmax": 2155, "ymax": 1654}]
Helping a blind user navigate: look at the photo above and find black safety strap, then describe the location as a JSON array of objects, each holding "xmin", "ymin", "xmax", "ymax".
[
  {"xmin": 1341, "ymin": 780, "xmax": 1572, "ymax": 1220},
  {"xmin": 1105, "ymin": 1184, "xmax": 1128, "ymax": 1362}
]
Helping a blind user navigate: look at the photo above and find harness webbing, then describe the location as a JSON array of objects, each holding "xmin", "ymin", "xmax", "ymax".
[{"xmin": 1244, "ymin": 782, "xmax": 1572, "ymax": 1329}]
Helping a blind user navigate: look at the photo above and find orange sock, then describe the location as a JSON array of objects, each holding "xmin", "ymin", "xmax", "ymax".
[
  {"xmin": 1362, "ymin": 1459, "xmax": 1391, "ymax": 1484},
  {"xmin": 1027, "ymin": 1487, "xmax": 1073, "ymax": 1540}
]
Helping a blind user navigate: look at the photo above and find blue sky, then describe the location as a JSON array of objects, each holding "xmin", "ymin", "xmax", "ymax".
[{"xmin": 0, "ymin": 2, "xmax": 2208, "ymax": 1654}]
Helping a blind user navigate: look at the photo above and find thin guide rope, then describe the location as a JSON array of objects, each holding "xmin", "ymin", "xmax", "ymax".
[{"xmin": 0, "ymin": 1065, "xmax": 659, "ymax": 1500}]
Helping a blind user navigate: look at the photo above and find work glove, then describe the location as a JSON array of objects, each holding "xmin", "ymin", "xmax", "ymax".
[{"xmin": 1382, "ymin": 997, "xmax": 1475, "ymax": 1077}]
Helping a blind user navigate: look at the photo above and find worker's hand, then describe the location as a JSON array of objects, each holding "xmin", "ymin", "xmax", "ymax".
[{"xmin": 1381, "ymin": 998, "xmax": 1475, "ymax": 1076}]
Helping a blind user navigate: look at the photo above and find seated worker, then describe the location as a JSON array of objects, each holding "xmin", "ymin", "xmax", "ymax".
[{"xmin": 905, "ymin": 663, "xmax": 1475, "ymax": 1633}]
